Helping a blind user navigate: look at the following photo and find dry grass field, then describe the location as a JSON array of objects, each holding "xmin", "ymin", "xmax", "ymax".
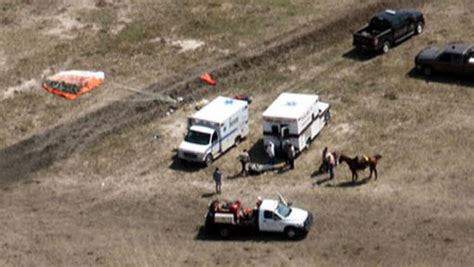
[{"xmin": 0, "ymin": 0, "xmax": 473, "ymax": 266}]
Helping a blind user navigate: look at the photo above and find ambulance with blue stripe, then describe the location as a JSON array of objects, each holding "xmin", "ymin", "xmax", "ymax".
[{"xmin": 178, "ymin": 96, "xmax": 249, "ymax": 166}]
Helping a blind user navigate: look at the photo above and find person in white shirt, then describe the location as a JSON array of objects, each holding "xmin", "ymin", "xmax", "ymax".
[{"xmin": 266, "ymin": 141, "xmax": 275, "ymax": 165}]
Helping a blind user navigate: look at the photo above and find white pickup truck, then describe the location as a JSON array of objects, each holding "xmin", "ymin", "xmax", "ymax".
[{"xmin": 204, "ymin": 195, "xmax": 313, "ymax": 239}]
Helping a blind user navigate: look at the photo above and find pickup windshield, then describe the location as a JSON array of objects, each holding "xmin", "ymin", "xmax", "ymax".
[
  {"xmin": 184, "ymin": 130, "xmax": 210, "ymax": 145},
  {"xmin": 276, "ymin": 202, "xmax": 292, "ymax": 217}
]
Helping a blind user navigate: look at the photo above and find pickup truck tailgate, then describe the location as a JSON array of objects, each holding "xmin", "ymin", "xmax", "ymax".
[{"xmin": 353, "ymin": 32, "xmax": 375, "ymax": 46}]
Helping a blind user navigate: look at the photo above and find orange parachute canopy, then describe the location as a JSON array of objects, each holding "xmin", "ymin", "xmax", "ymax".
[{"xmin": 42, "ymin": 70, "xmax": 105, "ymax": 100}]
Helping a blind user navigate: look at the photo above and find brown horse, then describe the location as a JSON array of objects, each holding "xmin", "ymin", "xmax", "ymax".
[{"xmin": 339, "ymin": 153, "xmax": 382, "ymax": 182}]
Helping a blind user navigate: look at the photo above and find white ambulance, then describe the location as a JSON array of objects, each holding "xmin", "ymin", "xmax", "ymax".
[
  {"xmin": 262, "ymin": 92, "xmax": 330, "ymax": 153},
  {"xmin": 178, "ymin": 96, "xmax": 249, "ymax": 166}
]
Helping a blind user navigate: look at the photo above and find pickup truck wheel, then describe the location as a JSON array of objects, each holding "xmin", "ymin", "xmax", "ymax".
[
  {"xmin": 285, "ymin": 227, "xmax": 298, "ymax": 240},
  {"xmin": 423, "ymin": 66, "xmax": 432, "ymax": 76},
  {"xmin": 218, "ymin": 227, "xmax": 230, "ymax": 238},
  {"xmin": 382, "ymin": 41, "xmax": 390, "ymax": 54},
  {"xmin": 205, "ymin": 154, "xmax": 213, "ymax": 167},
  {"xmin": 415, "ymin": 23, "xmax": 424, "ymax": 35}
]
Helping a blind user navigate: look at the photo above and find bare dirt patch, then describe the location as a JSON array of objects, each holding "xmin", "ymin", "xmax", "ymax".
[{"xmin": 2, "ymin": 79, "xmax": 39, "ymax": 100}]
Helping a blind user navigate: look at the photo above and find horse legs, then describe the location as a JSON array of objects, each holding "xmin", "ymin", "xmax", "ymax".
[
  {"xmin": 374, "ymin": 167, "xmax": 378, "ymax": 180},
  {"xmin": 352, "ymin": 170, "xmax": 358, "ymax": 183},
  {"xmin": 369, "ymin": 168, "xmax": 373, "ymax": 179}
]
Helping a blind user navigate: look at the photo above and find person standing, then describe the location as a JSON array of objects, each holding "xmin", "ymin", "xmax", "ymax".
[
  {"xmin": 213, "ymin": 167, "xmax": 222, "ymax": 194},
  {"xmin": 319, "ymin": 147, "xmax": 329, "ymax": 172},
  {"xmin": 266, "ymin": 141, "xmax": 275, "ymax": 165},
  {"xmin": 326, "ymin": 152, "xmax": 336, "ymax": 180},
  {"xmin": 238, "ymin": 149, "xmax": 250, "ymax": 176},
  {"xmin": 287, "ymin": 144, "xmax": 296, "ymax": 170}
]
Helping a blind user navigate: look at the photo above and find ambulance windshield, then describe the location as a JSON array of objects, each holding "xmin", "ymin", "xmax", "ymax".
[{"xmin": 184, "ymin": 130, "xmax": 211, "ymax": 145}]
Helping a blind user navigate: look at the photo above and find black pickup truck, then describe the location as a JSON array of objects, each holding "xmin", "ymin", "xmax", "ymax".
[
  {"xmin": 415, "ymin": 43, "xmax": 474, "ymax": 76},
  {"xmin": 353, "ymin": 9, "xmax": 424, "ymax": 53}
]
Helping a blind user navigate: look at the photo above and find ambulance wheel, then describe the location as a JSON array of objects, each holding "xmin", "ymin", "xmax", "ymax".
[
  {"xmin": 305, "ymin": 138, "xmax": 311, "ymax": 150},
  {"xmin": 235, "ymin": 136, "xmax": 242, "ymax": 145},
  {"xmin": 205, "ymin": 155, "xmax": 213, "ymax": 167}
]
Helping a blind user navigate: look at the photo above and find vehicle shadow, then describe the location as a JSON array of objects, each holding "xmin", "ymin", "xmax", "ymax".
[
  {"xmin": 194, "ymin": 226, "xmax": 307, "ymax": 242},
  {"xmin": 169, "ymin": 143, "xmax": 242, "ymax": 172},
  {"xmin": 407, "ymin": 68, "xmax": 474, "ymax": 87},
  {"xmin": 247, "ymin": 139, "xmax": 269, "ymax": 164},
  {"xmin": 248, "ymin": 139, "xmax": 287, "ymax": 165},
  {"xmin": 342, "ymin": 48, "xmax": 378, "ymax": 62},
  {"xmin": 168, "ymin": 153, "xmax": 205, "ymax": 173}
]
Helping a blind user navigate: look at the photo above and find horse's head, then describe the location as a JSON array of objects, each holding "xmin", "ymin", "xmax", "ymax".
[{"xmin": 338, "ymin": 153, "xmax": 351, "ymax": 163}]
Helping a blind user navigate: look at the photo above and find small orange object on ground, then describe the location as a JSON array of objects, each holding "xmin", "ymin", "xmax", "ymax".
[{"xmin": 200, "ymin": 73, "xmax": 216, "ymax": 85}]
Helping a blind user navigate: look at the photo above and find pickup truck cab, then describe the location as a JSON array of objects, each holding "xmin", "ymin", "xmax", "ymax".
[
  {"xmin": 204, "ymin": 195, "xmax": 313, "ymax": 239},
  {"xmin": 415, "ymin": 43, "xmax": 474, "ymax": 76},
  {"xmin": 353, "ymin": 9, "xmax": 424, "ymax": 53}
]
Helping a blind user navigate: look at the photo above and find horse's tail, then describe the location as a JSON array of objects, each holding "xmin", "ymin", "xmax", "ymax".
[{"xmin": 374, "ymin": 154, "xmax": 382, "ymax": 160}]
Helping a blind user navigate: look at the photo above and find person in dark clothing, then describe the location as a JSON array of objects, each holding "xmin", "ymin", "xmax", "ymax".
[
  {"xmin": 287, "ymin": 144, "xmax": 296, "ymax": 170},
  {"xmin": 213, "ymin": 167, "xmax": 222, "ymax": 194}
]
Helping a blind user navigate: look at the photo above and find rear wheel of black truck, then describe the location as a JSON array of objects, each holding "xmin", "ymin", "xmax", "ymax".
[
  {"xmin": 381, "ymin": 41, "xmax": 390, "ymax": 54},
  {"xmin": 415, "ymin": 22, "xmax": 424, "ymax": 35},
  {"xmin": 423, "ymin": 66, "xmax": 432, "ymax": 76}
]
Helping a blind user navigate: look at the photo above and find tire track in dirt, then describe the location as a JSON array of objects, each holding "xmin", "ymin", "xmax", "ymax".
[{"xmin": 0, "ymin": 0, "xmax": 430, "ymax": 185}]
